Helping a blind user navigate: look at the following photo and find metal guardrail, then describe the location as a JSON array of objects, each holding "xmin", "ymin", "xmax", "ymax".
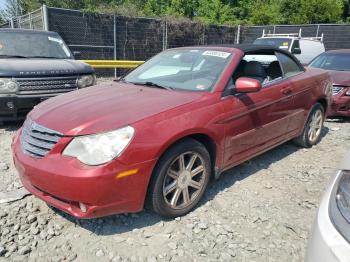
[{"xmin": 81, "ymin": 60, "xmax": 144, "ymax": 69}]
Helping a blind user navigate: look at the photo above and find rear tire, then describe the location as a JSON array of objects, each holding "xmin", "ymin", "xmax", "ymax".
[
  {"xmin": 293, "ymin": 103, "xmax": 325, "ymax": 148},
  {"xmin": 148, "ymin": 138, "xmax": 211, "ymax": 218}
]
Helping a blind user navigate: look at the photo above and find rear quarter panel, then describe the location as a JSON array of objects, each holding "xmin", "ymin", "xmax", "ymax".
[{"xmin": 292, "ymin": 68, "xmax": 332, "ymax": 133}]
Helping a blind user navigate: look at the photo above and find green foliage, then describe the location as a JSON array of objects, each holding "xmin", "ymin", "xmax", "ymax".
[
  {"xmin": 280, "ymin": 0, "xmax": 344, "ymax": 24},
  {"xmin": 197, "ymin": 0, "xmax": 235, "ymax": 25},
  {"xmin": 250, "ymin": 0, "xmax": 282, "ymax": 25},
  {"xmin": 1, "ymin": 0, "xmax": 349, "ymax": 25}
]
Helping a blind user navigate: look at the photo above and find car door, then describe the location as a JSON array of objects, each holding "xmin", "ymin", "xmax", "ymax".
[
  {"xmin": 220, "ymin": 54, "xmax": 297, "ymax": 168},
  {"xmin": 275, "ymin": 52, "xmax": 308, "ymax": 133}
]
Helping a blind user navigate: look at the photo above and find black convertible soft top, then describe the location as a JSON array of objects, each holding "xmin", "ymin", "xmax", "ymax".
[{"xmin": 221, "ymin": 44, "xmax": 304, "ymax": 69}]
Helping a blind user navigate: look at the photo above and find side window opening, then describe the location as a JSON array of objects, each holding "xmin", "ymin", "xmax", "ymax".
[
  {"xmin": 276, "ymin": 52, "xmax": 303, "ymax": 78},
  {"xmin": 226, "ymin": 53, "xmax": 283, "ymax": 91}
]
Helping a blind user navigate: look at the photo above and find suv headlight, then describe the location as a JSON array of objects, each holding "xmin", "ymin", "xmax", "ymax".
[
  {"xmin": 0, "ymin": 78, "xmax": 18, "ymax": 93},
  {"xmin": 330, "ymin": 170, "xmax": 350, "ymax": 243},
  {"xmin": 63, "ymin": 126, "xmax": 135, "ymax": 166},
  {"xmin": 77, "ymin": 74, "xmax": 96, "ymax": 88}
]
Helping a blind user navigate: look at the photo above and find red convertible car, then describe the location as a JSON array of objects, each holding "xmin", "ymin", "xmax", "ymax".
[
  {"xmin": 12, "ymin": 45, "xmax": 332, "ymax": 218},
  {"xmin": 309, "ymin": 49, "xmax": 350, "ymax": 117}
]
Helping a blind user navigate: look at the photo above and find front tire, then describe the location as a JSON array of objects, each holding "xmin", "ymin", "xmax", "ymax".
[
  {"xmin": 293, "ymin": 103, "xmax": 325, "ymax": 148},
  {"xmin": 149, "ymin": 138, "xmax": 211, "ymax": 218}
]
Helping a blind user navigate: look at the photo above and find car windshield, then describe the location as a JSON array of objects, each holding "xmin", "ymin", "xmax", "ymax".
[
  {"xmin": 0, "ymin": 31, "xmax": 72, "ymax": 59},
  {"xmin": 309, "ymin": 53, "xmax": 350, "ymax": 71},
  {"xmin": 254, "ymin": 38, "xmax": 292, "ymax": 51},
  {"xmin": 124, "ymin": 49, "xmax": 233, "ymax": 91}
]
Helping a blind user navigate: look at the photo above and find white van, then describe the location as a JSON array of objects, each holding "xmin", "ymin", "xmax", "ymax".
[{"xmin": 253, "ymin": 29, "xmax": 325, "ymax": 65}]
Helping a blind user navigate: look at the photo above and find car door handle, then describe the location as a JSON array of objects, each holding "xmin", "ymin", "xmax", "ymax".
[{"xmin": 281, "ymin": 88, "xmax": 293, "ymax": 95}]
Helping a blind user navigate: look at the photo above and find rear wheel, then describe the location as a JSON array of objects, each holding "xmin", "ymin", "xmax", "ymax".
[
  {"xmin": 293, "ymin": 103, "xmax": 325, "ymax": 148},
  {"xmin": 149, "ymin": 138, "xmax": 211, "ymax": 218}
]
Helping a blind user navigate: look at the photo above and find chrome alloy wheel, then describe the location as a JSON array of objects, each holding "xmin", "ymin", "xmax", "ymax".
[
  {"xmin": 308, "ymin": 109, "xmax": 323, "ymax": 143},
  {"xmin": 162, "ymin": 152, "xmax": 207, "ymax": 209}
]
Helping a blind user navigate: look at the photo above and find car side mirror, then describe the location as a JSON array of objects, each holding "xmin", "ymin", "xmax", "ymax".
[
  {"xmin": 292, "ymin": 48, "xmax": 301, "ymax": 55},
  {"xmin": 235, "ymin": 77, "xmax": 262, "ymax": 93}
]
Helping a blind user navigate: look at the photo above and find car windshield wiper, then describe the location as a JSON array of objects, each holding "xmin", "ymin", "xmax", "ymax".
[
  {"xmin": 130, "ymin": 81, "xmax": 173, "ymax": 90},
  {"xmin": 0, "ymin": 55, "xmax": 28, "ymax": 58}
]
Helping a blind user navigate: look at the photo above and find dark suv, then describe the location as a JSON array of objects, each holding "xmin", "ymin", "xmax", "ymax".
[{"xmin": 0, "ymin": 29, "xmax": 95, "ymax": 123}]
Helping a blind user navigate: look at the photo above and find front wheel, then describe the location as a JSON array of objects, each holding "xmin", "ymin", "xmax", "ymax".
[
  {"xmin": 293, "ymin": 103, "xmax": 325, "ymax": 148},
  {"xmin": 148, "ymin": 138, "xmax": 211, "ymax": 218}
]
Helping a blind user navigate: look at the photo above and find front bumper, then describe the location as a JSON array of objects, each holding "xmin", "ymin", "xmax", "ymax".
[
  {"xmin": 0, "ymin": 94, "xmax": 54, "ymax": 121},
  {"xmin": 329, "ymin": 95, "xmax": 350, "ymax": 117},
  {"xmin": 12, "ymin": 130, "xmax": 156, "ymax": 219},
  {"xmin": 305, "ymin": 171, "xmax": 350, "ymax": 262}
]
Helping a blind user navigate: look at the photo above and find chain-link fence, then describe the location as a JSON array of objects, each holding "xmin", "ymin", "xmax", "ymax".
[
  {"xmin": 45, "ymin": 7, "xmax": 239, "ymax": 76},
  {"xmin": 3, "ymin": 5, "xmax": 350, "ymax": 77},
  {"xmin": 0, "ymin": 6, "xmax": 47, "ymax": 30}
]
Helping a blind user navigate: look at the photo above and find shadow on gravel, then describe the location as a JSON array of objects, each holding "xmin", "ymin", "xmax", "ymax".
[
  {"xmin": 48, "ymin": 126, "xmax": 331, "ymax": 235},
  {"xmin": 326, "ymin": 116, "xmax": 350, "ymax": 124},
  {"xmin": 0, "ymin": 120, "xmax": 23, "ymax": 132}
]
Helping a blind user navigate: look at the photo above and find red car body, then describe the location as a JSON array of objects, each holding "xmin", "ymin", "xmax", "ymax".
[
  {"xmin": 329, "ymin": 70, "xmax": 350, "ymax": 117},
  {"xmin": 309, "ymin": 49, "xmax": 350, "ymax": 117},
  {"xmin": 12, "ymin": 45, "xmax": 332, "ymax": 218}
]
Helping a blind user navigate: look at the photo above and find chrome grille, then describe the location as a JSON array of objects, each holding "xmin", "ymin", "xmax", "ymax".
[
  {"xmin": 332, "ymin": 86, "xmax": 343, "ymax": 95},
  {"xmin": 15, "ymin": 76, "xmax": 78, "ymax": 95},
  {"xmin": 21, "ymin": 119, "xmax": 63, "ymax": 158}
]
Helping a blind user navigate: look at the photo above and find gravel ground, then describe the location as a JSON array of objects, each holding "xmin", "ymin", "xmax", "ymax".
[{"xmin": 0, "ymin": 118, "xmax": 349, "ymax": 262}]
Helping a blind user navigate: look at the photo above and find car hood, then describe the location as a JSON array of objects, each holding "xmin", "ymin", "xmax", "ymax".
[
  {"xmin": 0, "ymin": 58, "xmax": 93, "ymax": 77},
  {"xmin": 29, "ymin": 82, "xmax": 204, "ymax": 136},
  {"xmin": 329, "ymin": 70, "xmax": 350, "ymax": 87}
]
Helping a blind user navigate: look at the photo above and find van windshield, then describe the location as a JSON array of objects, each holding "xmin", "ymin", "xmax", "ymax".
[
  {"xmin": 254, "ymin": 38, "xmax": 292, "ymax": 50},
  {"xmin": 0, "ymin": 31, "xmax": 72, "ymax": 59},
  {"xmin": 309, "ymin": 53, "xmax": 350, "ymax": 71}
]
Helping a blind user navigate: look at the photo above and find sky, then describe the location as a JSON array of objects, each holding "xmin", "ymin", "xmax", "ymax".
[{"xmin": 0, "ymin": 0, "xmax": 6, "ymax": 11}]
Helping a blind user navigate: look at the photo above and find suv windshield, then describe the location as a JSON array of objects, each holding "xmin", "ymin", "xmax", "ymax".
[
  {"xmin": 254, "ymin": 38, "xmax": 292, "ymax": 50},
  {"xmin": 0, "ymin": 31, "xmax": 72, "ymax": 59},
  {"xmin": 124, "ymin": 49, "xmax": 233, "ymax": 91},
  {"xmin": 309, "ymin": 53, "xmax": 350, "ymax": 71}
]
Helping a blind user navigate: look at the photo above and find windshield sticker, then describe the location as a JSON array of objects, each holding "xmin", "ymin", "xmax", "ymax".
[
  {"xmin": 282, "ymin": 42, "xmax": 289, "ymax": 46},
  {"xmin": 48, "ymin": 36, "xmax": 64, "ymax": 44},
  {"xmin": 203, "ymin": 50, "xmax": 231, "ymax": 59}
]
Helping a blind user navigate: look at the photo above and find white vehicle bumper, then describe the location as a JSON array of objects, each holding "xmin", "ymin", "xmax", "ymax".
[{"xmin": 305, "ymin": 171, "xmax": 350, "ymax": 262}]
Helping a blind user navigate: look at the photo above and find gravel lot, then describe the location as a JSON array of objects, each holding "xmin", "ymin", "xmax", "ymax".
[{"xmin": 0, "ymin": 118, "xmax": 349, "ymax": 262}]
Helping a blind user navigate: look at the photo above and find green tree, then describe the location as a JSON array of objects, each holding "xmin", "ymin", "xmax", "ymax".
[
  {"xmin": 143, "ymin": 0, "xmax": 169, "ymax": 16},
  {"xmin": 250, "ymin": 0, "xmax": 282, "ymax": 25},
  {"xmin": 166, "ymin": 0, "xmax": 198, "ymax": 19},
  {"xmin": 197, "ymin": 0, "xmax": 234, "ymax": 24},
  {"xmin": 280, "ymin": 0, "xmax": 344, "ymax": 24}
]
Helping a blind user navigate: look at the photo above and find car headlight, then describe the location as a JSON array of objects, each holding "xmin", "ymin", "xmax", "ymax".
[
  {"xmin": 77, "ymin": 74, "xmax": 96, "ymax": 88},
  {"xmin": 346, "ymin": 89, "xmax": 350, "ymax": 96},
  {"xmin": 63, "ymin": 126, "xmax": 135, "ymax": 165},
  {"xmin": 0, "ymin": 78, "xmax": 18, "ymax": 93},
  {"xmin": 336, "ymin": 171, "xmax": 350, "ymax": 223},
  {"xmin": 330, "ymin": 170, "xmax": 350, "ymax": 243}
]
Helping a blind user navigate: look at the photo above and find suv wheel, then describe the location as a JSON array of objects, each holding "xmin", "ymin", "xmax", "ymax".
[{"xmin": 149, "ymin": 138, "xmax": 211, "ymax": 218}]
